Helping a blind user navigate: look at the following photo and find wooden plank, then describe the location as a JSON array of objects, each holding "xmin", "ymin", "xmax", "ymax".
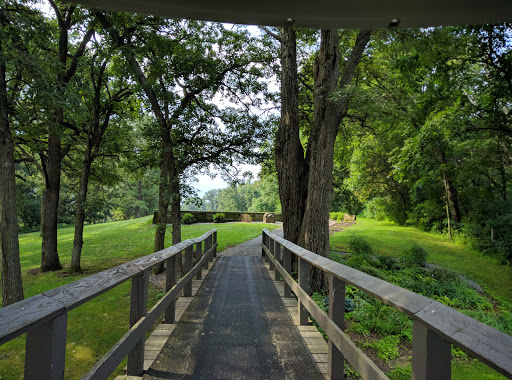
[
  {"xmin": 262, "ymin": 229, "xmax": 512, "ymax": 379},
  {"xmin": 164, "ymin": 256, "xmax": 177, "ymax": 324},
  {"xmin": 298, "ymin": 257, "xmax": 310, "ymax": 326},
  {"xmin": 414, "ymin": 302, "xmax": 512, "ymax": 378},
  {"xmin": 0, "ymin": 294, "xmax": 65, "ymax": 345},
  {"xmin": 184, "ymin": 245, "xmax": 194, "ymax": 297},
  {"xmin": 412, "ymin": 320, "xmax": 451, "ymax": 380},
  {"xmin": 127, "ymin": 270, "xmax": 149, "ymax": 376},
  {"xmin": 24, "ymin": 313, "xmax": 67, "ymax": 380},
  {"xmin": 329, "ymin": 276, "xmax": 345, "ymax": 380}
]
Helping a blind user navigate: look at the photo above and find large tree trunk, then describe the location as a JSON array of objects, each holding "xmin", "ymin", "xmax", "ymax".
[
  {"xmin": 40, "ymin": 125, "xmax": 62, "ymax": 271},
  {"xmin": 277, "ymin": 28, "xmax": 371, "ymax": 292},
  {"xmin": 299, "ymin": 30, "xmax": 341, "ymax": 291},
  {"xmin": 70, "ymin": 153, "xmax": 92, "ymax": 273},
  {"xmin": 0, "ymin": 40, "xmax": 24, "ymax": 306},
  {"xmin": 275, "ymin": 25, "xmax": 307, "ymax": 245}
]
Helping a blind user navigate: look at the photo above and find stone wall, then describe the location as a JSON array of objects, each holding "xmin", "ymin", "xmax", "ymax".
[{"xmin": 153, "ymin": 210, "xmax": 282, "ymax": 224}]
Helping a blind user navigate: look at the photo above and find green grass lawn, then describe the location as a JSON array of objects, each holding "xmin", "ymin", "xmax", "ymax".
[
  {"xmin": 0, "ymin": 217, "xmax": 280, "ymax": 379},
  {"xmin": 330, "ymin": 218, "xmax": 512, "ymax": 305}
]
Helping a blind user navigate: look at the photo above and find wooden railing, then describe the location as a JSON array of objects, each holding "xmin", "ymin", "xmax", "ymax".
[
  {"xmin": 261, "ymin": 229, "xmax": 512, "ymax": 380},
  {"xmin": 0, "ymin": 230, "xmax": 218, "ymax": 380}
]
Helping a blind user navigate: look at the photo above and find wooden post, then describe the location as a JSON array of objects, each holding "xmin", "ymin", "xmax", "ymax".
[
  {"xmin": 412, "ymin": 320, "xmax": 451, "ymax": 380},
  {"xmin": 127, "ymin": 270, "xmax": 149, "ymax": 376},
  {"xmin": 328, "ymin": 276, "xmax": 345, "ymax": 380},
  {"xmin": 261, "ymin": 231, "xmax": 266, "ymax": 259},
  {"xmin": 213, "ymin": 231, "xmax": 217, "ymax": 258},
  {"xmin": 164, "ymin": 255, "xmax": 177, "ymax": 324},
  {"xmin": 298, "ymin": 257, "xmax": 310, "ymax": 325},
  {"xmin": 283, "ymin": 247, "xmax": 292, "ymax": 298},
  {"xmin": 184, "ymin": 245, "xmax": 193, "ymax": 297},
  {"xmin": 274, "ymin": 242, "xmax": 281, "ymax": 281},
  {"xmin": 207, "ymin": 235, "xmax": 213, "ymax": 263},
  {"xmin": 195, "ymin": 242, "xmax": 202, "ymax": 280},
  {"xmin": 24, "ymin": 313, "xmax": 67, "ymax": 380},
  {"xmin": 269, "ymin": 238, "xmax": 275, "ymax": 271}
]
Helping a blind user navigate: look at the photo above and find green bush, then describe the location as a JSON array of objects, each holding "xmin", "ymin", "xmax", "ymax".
[
  {"xmin": 404, "ymin": 244, "xmax": 428, "ymax": 267},
  {"xmin": 213, "ymin": 212, "xmax": 226, "ymax": 223},
  {"xmin": 181, "ymin": 213, "xmax": 196, "ymax": 224},
  {"xmin": 348, "ymin": 235, "xmax": 374, "ymax": 256}
]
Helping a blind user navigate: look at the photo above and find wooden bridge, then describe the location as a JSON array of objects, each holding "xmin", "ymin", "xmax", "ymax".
[{"xmin": 1, "ymin": 229, "xmax": 511, "ymax": 379}]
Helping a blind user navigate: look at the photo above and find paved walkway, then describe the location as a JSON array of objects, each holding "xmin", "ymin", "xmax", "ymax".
[{"xmin": 143, "ymin": 231, "xmax": 323, "ymax": 380}]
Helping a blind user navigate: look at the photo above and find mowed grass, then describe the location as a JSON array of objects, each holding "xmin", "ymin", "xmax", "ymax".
[
  {"xmin": 0, "ymin": 217, "xmax": 280, "ymax": 379},
  {"xmin": 330, "ymin": 218, "xmax": 512, "ymax": 305}
]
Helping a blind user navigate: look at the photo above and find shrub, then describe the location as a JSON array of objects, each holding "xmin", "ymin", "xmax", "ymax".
[
  {"xmin": 348, "ymin": 235, "xmax": 374, "ymax": 256},
  {"xmin": 213, "ymin": 212, "xmax": 226, "ymax": 223},
  {"xmin": 181, "ymin": 213, "xmax": 196, "ymax": 224},
  {"xmin": 404, "ymin": 244, "xmax": 428, "ymax": 267}
]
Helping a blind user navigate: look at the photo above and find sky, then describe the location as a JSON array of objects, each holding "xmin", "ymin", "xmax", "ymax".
[{"xmin": 193, "ymin": 163, "xmax": 261, "ymax": 197}]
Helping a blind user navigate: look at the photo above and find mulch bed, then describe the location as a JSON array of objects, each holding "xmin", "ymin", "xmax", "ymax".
[{"xmin": 329, "ymin": 220, "xmax": 356, "ymax": 235}]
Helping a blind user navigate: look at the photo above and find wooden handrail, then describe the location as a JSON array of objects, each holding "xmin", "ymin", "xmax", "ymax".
[
  {"xmin": 262, "ymin": 229, "xmax": 512, "ymax": 380},
  {"xmin": 0, "ymin": 229, "xmax": 217, "ymax": 380}
]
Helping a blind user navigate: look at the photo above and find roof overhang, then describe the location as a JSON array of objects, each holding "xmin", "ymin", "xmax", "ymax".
[{"xmin": 74, "ymin": 0, "xmax": 512, "ymax": 29}]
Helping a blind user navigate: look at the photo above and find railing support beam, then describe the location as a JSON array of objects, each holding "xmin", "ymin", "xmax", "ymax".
[
  {"xmin": 213, "ymin": 231, "xmax": 217, "ymax": 258},
  {"xmin": 412, "ymin": 320, "xmax": 451, "ymax": 380},
  {"xmin": 274, "ymin": 242, "xmax": 281, "ymax": 281},
  {"xmin": 195, "ymin": 242, "xmax": 203, "ymax": 280},
  {"xmin": 298, "ymin": 257, "xmax": 310, "ymax": 325},
  {"xmin": 164, "ymin": 256, "xmax": 177, "ymax": 324},
  {"xmin": 24, "ymin": 313, "xmax": 67, "ymax": 380},
  {"xmin": 269, "ymin": 238, "xmax": 275, "ymax": 271},
  {"xmin": 127, "ymin": 270, "xmax": 149, "ymax": 376},
  {"xmin": 283, "ymin": 247, "xmax": 292, "ymax": 298},
  {"xmin": 328, "ymin": 276, "xmax": 345, "ymax": 380},
  {"xmin": 184, "ymin": 245, "xmax": 194, "ymax": 297}
]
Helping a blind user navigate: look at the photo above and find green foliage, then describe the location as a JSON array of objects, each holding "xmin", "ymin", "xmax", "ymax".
[
  {"xmin": 363, "ymin": 335, "xmax": 401, "ymax": 363},
  {"xmin": 181, "ymin": 213, "xmax": 196, "ymax": 225},
  {"xmin": 404, "ymin": 244, "xmax": 428, "ymax": 267},
  {"xmin": 348, "ymin": 235, "xmax": 374, "ymax": 256},
  {"xmin": 347, "ymin": 297, "xmax": 412, "ymax": 338},
  {"xmin": 213, "ymin": 212, "xmax": 226, "ymax": 223}
]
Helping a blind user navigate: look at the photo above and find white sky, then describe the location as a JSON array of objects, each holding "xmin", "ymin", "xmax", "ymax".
[{"xmin": 194, "ymin": 163, "xmax": 261, "ymax": 196}]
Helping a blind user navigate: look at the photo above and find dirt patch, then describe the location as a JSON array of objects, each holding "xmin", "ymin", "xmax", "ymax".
[
  {"xmin": 27, "ymin": 268, "xmax": 41, "ymax": 275},
  {"xmin": 329, "ymin": 220, "xmax": 356, "ymax": 235}
]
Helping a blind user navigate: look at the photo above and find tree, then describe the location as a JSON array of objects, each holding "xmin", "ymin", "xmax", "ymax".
[
  {"xmin": 96, "ymin": 13, "xmax": 271, "ymax": 269},
  {"xmin": 275, "ymin": 26, "xmax": 371, "ymax": 290},
  {"xmin": 70, "ymin": 44, "xmax": 132, "ymax": 273},
  {"xmin": 0, "ymin": 1, "xmax": 31, "ymax": 305},
  {"xmin": 35, "ymin": 1, "xmax": 94, "ymax": 271}
]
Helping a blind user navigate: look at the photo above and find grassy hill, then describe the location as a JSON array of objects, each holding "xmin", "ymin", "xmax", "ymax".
[
  {"xmin": 329, "ymin": 217, "xmax": 511, "ymax": 379},
  {"xmin": 330, "ymin": 218, "xmax": 512, "ymax": 305}
]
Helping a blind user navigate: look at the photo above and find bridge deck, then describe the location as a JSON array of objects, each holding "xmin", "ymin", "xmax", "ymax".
[{"xmin": 143, "ymin": 233, "xmax": 323, "ymax": 380}]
